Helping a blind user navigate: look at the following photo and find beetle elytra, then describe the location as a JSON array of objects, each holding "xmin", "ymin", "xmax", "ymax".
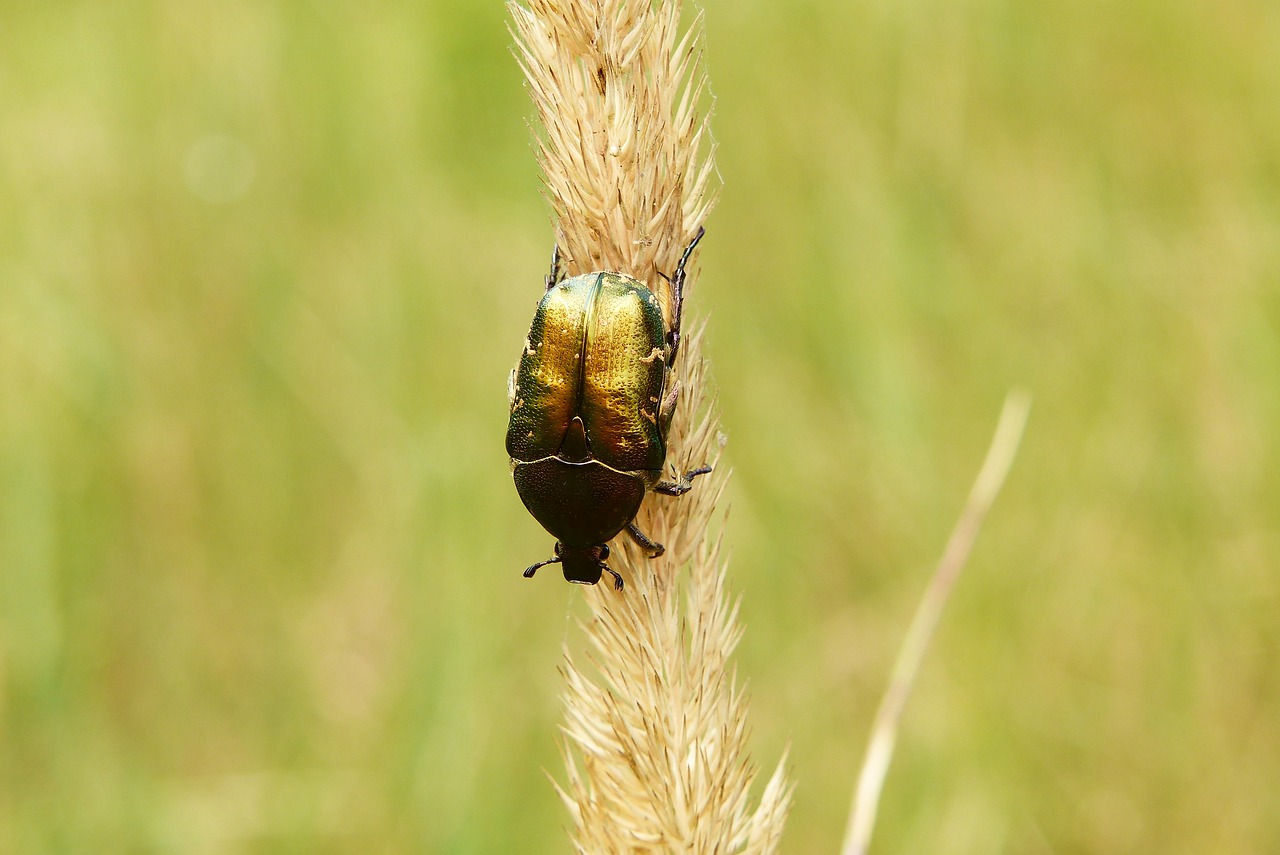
[{"xmin": 506, "ymin": 229, "xmax": 710, "ymax": 590}]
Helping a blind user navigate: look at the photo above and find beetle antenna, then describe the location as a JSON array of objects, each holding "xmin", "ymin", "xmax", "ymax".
[{"xmin": 523, "ymin": 556, "xmax": 561, "ymax": 579}]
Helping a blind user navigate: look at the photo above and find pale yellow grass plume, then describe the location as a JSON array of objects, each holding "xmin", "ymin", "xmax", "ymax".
[
  {"xmin": 511, "ymin": 0, "xmax": 714, "ymax": 288},
  {"xmin": 509, "ymin": 0, "xmax": 792, "ymax": 851}
]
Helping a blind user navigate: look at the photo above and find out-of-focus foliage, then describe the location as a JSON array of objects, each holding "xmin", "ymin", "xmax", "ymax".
[{"xmin": 2, "ymin": 1, "xmax": 1278, "ymax": 852}]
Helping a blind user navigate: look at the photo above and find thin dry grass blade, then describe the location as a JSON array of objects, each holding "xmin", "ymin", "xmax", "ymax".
[{"xmin": 841, "ymin": 391, "xmax": 1032, "ymax": 855}]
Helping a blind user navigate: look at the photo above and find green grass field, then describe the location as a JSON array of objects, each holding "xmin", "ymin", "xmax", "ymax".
[{"xmin": 3, "ymin": 1, "xmax": 1279, "ymax": 852}]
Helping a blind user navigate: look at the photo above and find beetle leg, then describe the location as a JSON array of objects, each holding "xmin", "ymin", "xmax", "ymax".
[
  {"xmin": 625, "ymin": 522, "xmax": 666, "ymax": 558},
  {"xmin": 544, "ymin": 243, "xmax": 564, "ymax": 291},
  {"xmin": 599, "ymin": 563, "xmax": 625, "ymax": 591},
  {"xmin": 666, "ymin": 226, "xmax": 705, "ymax": 364},
  {"xmin": 523, "ymin": 556, "xmax": 561, "ymax": 579},
  {"xmin": 654, "ymin": 464, "xmax": 713, "ymax": 496}
]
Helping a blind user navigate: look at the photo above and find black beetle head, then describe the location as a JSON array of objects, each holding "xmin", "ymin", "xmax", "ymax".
[{"xmin": 557, "ymin": 543, "xmax": 609, "ymax": 586}]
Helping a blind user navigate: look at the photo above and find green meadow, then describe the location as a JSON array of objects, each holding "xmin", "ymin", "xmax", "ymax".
[{"xmin": 3, "ymin": 1, "xmax": 1278, "ymax": 851}]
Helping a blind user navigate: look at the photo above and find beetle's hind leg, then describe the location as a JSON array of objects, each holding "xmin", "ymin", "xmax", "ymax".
[
  {"xmin": 662, "ymin": 226, "xmax": 706, "ymax": 363},
  {"xmin": 625, "ymin": 522, "xmax": 666, "ymax": 559},
  {"xmin": 654, "ymin": 464, "xmax": 713, "ymax": 496},
  {"xmin": 523, "ymin": 556, "xmax": 561, "ymax": 579},
  {"xmin": 544, "ymin": 243, "xmax": 564, "ymax": 291}
]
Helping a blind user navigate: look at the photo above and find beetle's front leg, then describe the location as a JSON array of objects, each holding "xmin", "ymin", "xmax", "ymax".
[
  {"xmin": 625, "ymin": 522, "xmax": 666, "ymax": 558},
  {"xmin": 654, "ymin": 464, "xmax": 713, "ymax": 496},
  {"xmin": 599, "ymin": 563, "xmax": 625, "ymax": 591},
  {"xmin": 523, "ymin": 556, "xmax": 561, "ymax": 579}
]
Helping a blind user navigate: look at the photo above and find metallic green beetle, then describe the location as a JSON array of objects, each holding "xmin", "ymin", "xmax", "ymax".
[{"xmin": 506, "ymin": 228, "xmax": 710, "ymax": 591}]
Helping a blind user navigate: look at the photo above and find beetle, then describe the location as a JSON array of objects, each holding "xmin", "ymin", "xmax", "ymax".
[{"xmin": 506, "ymin": 228, "xmax": 711, "ymax": 590}]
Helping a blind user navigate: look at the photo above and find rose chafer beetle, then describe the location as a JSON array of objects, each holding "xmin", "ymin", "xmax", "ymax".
[{"xmin": 506, "ymin": 228, "xmax": 711, "ymax": 591}]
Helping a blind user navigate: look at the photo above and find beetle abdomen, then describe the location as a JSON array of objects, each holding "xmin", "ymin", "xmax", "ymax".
[{"xmin": 512, "ymin": 458, "xmax": 647, "ymax": 547}]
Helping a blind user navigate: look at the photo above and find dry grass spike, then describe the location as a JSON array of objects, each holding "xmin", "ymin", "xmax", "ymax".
[{"xmin": 509, "ymin": 0, "xmax": 792, "ymax": 851}]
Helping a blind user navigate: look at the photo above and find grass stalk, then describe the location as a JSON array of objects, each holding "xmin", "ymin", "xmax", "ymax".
[
  {"xmin": 509, "ymin": 0, "xmax": 792, "ymax": 851},
  {"xmin": 841, "ymin": 391, "xmax": 1032, "ymax": 855}
]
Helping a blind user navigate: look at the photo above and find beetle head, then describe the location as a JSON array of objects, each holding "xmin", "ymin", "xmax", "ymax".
[{"xmin": 557, "ymin": 542, "xmax": 609, "ymax": 586}]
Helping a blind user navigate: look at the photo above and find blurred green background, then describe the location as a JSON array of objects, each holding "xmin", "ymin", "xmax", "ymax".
[{"xmin": 3, "ymin": 0, "xmax": 1278, "ymax": 852}]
